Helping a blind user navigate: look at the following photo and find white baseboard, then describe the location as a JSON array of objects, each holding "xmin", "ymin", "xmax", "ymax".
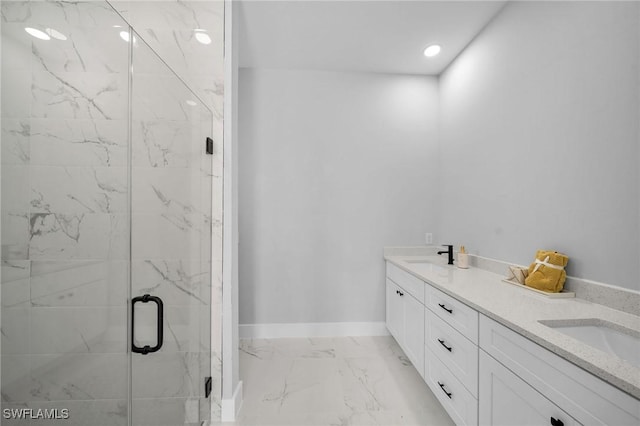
[
  {"xmin": 220, "ymin": 380, "xmax": 243, "ymax": 422},
  {"xmin": 239, "ymin": 321, "xmax": 389, "ymax": 339}
]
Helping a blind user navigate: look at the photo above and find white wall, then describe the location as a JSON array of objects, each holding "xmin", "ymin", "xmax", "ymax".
[
  {"xmin": 439, "ymin": 1, "xmax": 640, "ymax": 290},
  {"xmin": 238, "ymin": 69, "xmax": 439, "ymax": 324},
  {"xmin": 222, "ymin": 0, "xmax": 242, "ymax": 420}
]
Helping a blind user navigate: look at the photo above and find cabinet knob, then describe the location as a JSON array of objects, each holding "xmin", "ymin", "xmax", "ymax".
[{"xmin": 550, "ymin": 417, "xmax": 564, "ymax": 426}]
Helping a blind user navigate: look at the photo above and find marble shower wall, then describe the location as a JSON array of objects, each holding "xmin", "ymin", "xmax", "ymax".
[
  {"xmin": 2, "ymin": 2, "xmax": 131, "ymax": 424},
  {"xmin": 112, "ymin": 0, "xmax": 224, "ymax": 139},
  {"xmin": 1, "ymin": 0, "xmax": 223, "ymax": 424}
]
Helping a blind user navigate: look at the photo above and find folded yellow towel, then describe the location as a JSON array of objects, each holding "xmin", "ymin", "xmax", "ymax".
[{"xmin": 524, "ymin": 250, "xmax": 568, "ymax": 293}]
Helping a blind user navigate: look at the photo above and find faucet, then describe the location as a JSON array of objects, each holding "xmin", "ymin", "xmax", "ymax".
[{"xmin": 437, "ymin": 245, "xmax": 455, "ymax": 265}]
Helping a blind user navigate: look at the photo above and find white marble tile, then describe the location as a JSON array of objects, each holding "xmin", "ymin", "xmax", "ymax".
[
  {"xmin": 31, "ymin": 27, "xmax": 128, "ymax": 74},
  {"xmin": 1, "ymin": 355, "xmax": 32, "ymax": 403},
  {"xmin": 118, "ymin": 0, "xmax": 223, "ymax": 31},
  {"xmin": 1, "ymin": 211, "xmax": 30, "ymax": 260},
  {"xmin": 131, "ymin": 213, "xmax": 202, "ymax": 259},
  {"xmin": 1, "ymin": 260, "xmax": 30, "ymax": 308},
  {"xmin": 1, "ymin": 307, "xmax": 30, "ymax": 355},
  {"xmin": 1, "ymin": 118, "xmax": 30, "ymax": 165},
  {"xmin": 2, "ymin": 165, "xmax": 31, "ymax": 211},
  {"xmin": 136, "ymin": 28, "xmax": 221, "ymax": 79},
  {"xmin": 203, "ymin": 395, "xmax": 215, "ymax": 424},
  {"xmin": 132, "ymin": 259, "xmax": 209, "ymax": 306},
  {"xmin": 29, "ymin": 353, "xmax": 128, "ymax": 401},
  {"xmin": 131, "ymin": 74, "xmax": 199, "ymax": 122},
  {"xmin": 131, "ymin": 119, "xmax": 194, "ymax": 168},
  {"xmin": 30, "ymin": 119, "xmax": 127, "ymax": 167},
  {"xmin": 132, "ymin": 168, "xmax": 204, "ymax": 215},
  {"xmin": 233, "ymin": 409, "xmax": 453, "ymax": 426},
  {"xmin": 0, "ymin": 60, "xmax": 30, "ymax": 119},
  {"xmin": 185, "ymin": 74, "xmax": 224, "ymax": 122},
  {"xmin": 31, "ymin": 70, "xmax": 127, "ymax": 120},
  {"xmin": 1, "ymin": 22, "xmax": 32, "ymax": 71},
  {"xmin": 28, "ymin": 213, "xmax": 128, "ymax": 260},
  {"xmin": 2, "ymin": 1, "xmax": 126, "ymax": 29},
  {"xmin": 30, "ymin": 306, "xmax": 126, "ymax": 354},
  {"xmin": 30, "ymin": 166, "xmax": 127, "ymax": 214},
  {"xmin": 132, "ymin": 352, "xmax": 200, "ymax": 398},
  {"xmin": 242, "ymin": 356, "xmax": 346, "ymax": 416},
  {"xmin": 30, "ymin": 260, "xmax": 127, "ymax": 307},
  {"xmin": 132, "ymin": 396, "xmax": 201, "ymax": 426},
  {"xmin": 338, "ymin": 356, "xmax": 434, "ymax": 413},
  {"xmin": 238, "ymin": 337, "xmax": 454, "ymax": 426},
  {"xmin": 26, "ymin": 399, "xmax": 128, "ymax": 426}
]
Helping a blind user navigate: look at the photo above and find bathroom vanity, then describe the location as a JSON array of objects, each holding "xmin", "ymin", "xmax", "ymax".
[{"xmin": 384, "ymin": 252, "xmax": 640, "ymax": 426}]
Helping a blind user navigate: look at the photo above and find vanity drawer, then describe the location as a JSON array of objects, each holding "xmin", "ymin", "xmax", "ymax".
[
  {"xmin": 426, "ymin": 308, "xmax": 478, "ymax": 397},
  {"xmin": 425, "ymin": 346, "xmax": 478, "ymax": 426},
  {"xmin": 386, "ymin": 262, "xmax": 425, "ymax": 304},
  {"xmin": 426, "ymin": 285, "xmax": 478, "ymax": 343},
  {"xmin": 479, "ymin": 315, "xmax": 640, "ymax": 425}
]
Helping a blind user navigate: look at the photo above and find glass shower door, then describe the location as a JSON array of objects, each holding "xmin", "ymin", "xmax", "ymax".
[
  {"xmin": 1, "ymin": 2, "xmax": 214, "ymax": 425},
  {"xmin": 129, "ymin": 30, "xmax": 213, "ymax": 426},
  {"xmin": 1, "ymin": 1, "xmax": 131, "ymax": 424}
]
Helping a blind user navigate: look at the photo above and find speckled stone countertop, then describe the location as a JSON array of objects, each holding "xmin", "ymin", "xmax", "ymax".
[{"xmin": 384, "ymin": 253, "xmax": 640, "ymax": 399}]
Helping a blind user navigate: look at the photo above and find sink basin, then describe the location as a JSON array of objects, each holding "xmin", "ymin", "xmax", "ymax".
[
  {"xmin": 539, "ymin": 319, "xmax": 640, "ymax": 368},
  {"xmin": 403, "ymin": 260, "xmax": 450, "ymax": 276}
]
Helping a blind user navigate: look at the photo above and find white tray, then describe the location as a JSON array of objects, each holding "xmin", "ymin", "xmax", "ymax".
[{"xmin": 501, "ymin": 278, "xmax": 575, "ymax": 298}]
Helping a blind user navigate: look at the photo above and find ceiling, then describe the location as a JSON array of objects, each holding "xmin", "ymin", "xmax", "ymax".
[{"xmin": 238, "ymin": 1, "xmax": 507, "ymax": 75}]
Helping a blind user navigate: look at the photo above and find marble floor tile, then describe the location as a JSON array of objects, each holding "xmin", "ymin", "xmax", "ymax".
[{"xmin": 233, "ymin": 336, "xmax": 454, "ymax": 426}]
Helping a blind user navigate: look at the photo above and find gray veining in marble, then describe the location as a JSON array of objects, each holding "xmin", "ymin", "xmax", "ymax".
[{"xmin": 231, "ymin": 336, "xmax": 454, "ymax": 426}]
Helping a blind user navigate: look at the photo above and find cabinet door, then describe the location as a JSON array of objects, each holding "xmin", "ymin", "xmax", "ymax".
[
  {"xmin": 403, "ymin": 293, "xmax": 425, "ymax": 378},
  {"xmin": 479, "ymin": 351, "xmax": 580, "ymax": 426},
  {"xmin": 386, "ymin": 279, "xmax": 403, "ymax": 343}
]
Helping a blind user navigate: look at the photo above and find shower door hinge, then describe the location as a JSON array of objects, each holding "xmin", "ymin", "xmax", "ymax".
[
  {"xmin": 206, "ymin": 137, "xmax": 214, "ymax": 155},
  {"xmin": 204, "ymin": 376, "xmax": 212, "ymax": 398}
]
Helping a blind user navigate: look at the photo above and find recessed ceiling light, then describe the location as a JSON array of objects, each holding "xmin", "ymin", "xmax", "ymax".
[
  {"xmin": 194, "ymin": 30, "xmax": 212, "ymax": 45},
  {"xmin": 423, "ymin": 44, "xmax": 441, "ymax": 58},
  {"xmin": 25, "ymin": 27, "xmax": 50, "ymax": 41},
  {"xmin": 46, "ymin": 28, "xmax": 67, "ymax": 41}
]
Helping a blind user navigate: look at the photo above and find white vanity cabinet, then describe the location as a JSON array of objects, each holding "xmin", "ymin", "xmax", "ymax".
[
  {"xmin": 384, "ymin": 260, "xmax": 640, "ymax": 426},
  {"xmin": 385, "ymin": 264, "xmax": 425, "ymax": 377},
  {"xmin": 479, "ymin": 315, "xmax": 640, "ymax": 426},
  {"xmin": 479, "ymin": 350, "xmax": 580, "ymax": 426},
  {"xmin": 385, "ymin": 278, "xmax": 403, "ymax": 339},
  {"xmin": 424, "ymin": 285, "xmax": 479, "ymax": 425}
]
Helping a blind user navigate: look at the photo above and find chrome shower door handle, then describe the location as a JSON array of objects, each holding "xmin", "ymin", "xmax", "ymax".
[{"xmin": 132, "ymin": 294, "xmax": 164, "ymax": 355}]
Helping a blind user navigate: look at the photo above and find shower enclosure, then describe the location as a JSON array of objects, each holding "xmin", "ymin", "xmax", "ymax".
[{"xmin": 1, "ymin": 1, "xmax": 221, "ymax": 424}]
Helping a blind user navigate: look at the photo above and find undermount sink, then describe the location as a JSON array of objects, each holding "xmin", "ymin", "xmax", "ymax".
[
  {"xmin": 403, "ymin": 260, "xmax": 450, "ymax": 275},
  {"xmin": 539, "ymin": 319, "xmax": 640, "ymax": 368}
]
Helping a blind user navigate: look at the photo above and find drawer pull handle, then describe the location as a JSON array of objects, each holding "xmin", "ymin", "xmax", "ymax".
[
  {"xmin": 437, "ymin": 381, "xmax": 452, "ymax": 399},
  {"xmin": 437, "ymin": 338, "xmax": 452, "ymax": 352},
  {"xmin": 438, "ymin": 303, "xmax": 453, "ymax": 314},
  {"xmin": 550, "ymin": 417, "xmax": 564, "ymax": 426}
]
